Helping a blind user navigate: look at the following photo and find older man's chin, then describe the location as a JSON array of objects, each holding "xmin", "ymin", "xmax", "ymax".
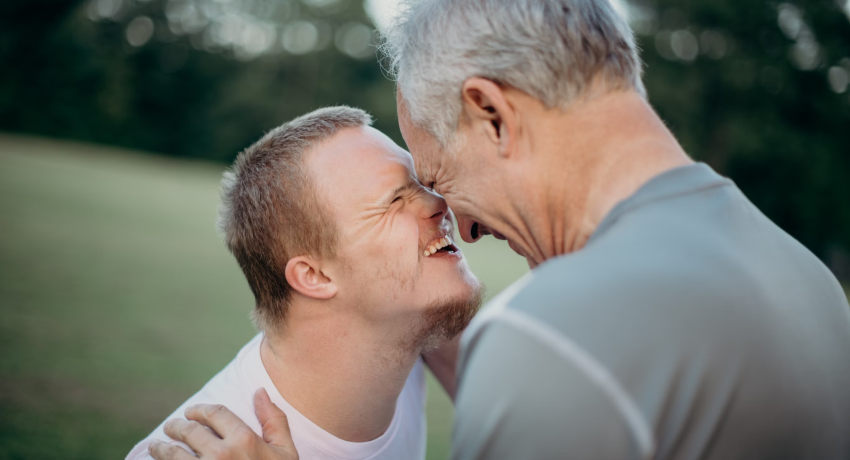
[
  {"xmin": 505, "ymin": 239, "xmax": 538, "ymax": 269},
  {"xmin": 414, "ymin": 281, "xmax": 484, "ymax": 353}
]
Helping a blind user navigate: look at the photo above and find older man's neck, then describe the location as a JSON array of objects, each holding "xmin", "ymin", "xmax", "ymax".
[
  {"xmin": 531, "ymin": 90, "xmax": 693, "ymax": 259},
  {"xmin": 259, "ymin": 312, "xmax": 420, "ymax": 443}
]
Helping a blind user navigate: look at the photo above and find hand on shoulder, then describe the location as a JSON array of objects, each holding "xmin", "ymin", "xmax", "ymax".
[{"xmin": 149, "ymin": 389, "xmax": 299, "ymax": 460}]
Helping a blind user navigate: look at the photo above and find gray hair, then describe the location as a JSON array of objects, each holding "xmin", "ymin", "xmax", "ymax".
[
  {"xmin": 218, "ymin": 106, "xmax": 373, "ymax": 332},
  {"xmin": 380, "ymin": 0, "xmax": 645, "ymax": 145}
]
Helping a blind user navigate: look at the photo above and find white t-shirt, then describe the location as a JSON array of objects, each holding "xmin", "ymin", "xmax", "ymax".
[{"xmin": 126, "ymin": 333, "xmax": 427, "ymax": 460}]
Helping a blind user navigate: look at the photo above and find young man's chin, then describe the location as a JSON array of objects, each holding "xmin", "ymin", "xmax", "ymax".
[{"xmin": 413, "ymin": 282, "xmax": 484, "ymax": 352}]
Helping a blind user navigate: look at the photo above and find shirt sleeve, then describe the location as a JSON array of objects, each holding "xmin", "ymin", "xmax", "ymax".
[{"xmin": 451, "ymin": 319, "xmax": 647, "ymax": 460}]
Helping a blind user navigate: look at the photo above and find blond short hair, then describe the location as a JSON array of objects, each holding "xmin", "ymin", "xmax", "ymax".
[{"xmin": 218, "ymin": 106, "xmax": 373, "ymax": 331}]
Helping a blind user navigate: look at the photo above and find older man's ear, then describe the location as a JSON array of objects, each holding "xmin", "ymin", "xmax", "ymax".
[
  {"xmin": 460, "ymin": 77, "xmax": 518, "ymax": 159},
  {"xmin": 284, "ymin": 256, "xmax": 338, "ymax": 300}
]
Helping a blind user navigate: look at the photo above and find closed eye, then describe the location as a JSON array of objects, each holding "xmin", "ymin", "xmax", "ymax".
[
  {"xmin": 391, "ymin": 196, "xmax": 402, "ymax": 204},
  {"xmin": 421, "ymin": 181, "xmax": 435, "ymax": 191}
]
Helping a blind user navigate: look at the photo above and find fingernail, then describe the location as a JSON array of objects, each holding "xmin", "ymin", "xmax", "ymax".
[{"xmin": 149, "ymin": 440, "xmax": 162, "ymax": 451}]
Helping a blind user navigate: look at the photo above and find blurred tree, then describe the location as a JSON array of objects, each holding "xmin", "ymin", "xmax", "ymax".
[
  {"xmin": 0, "ymin": 0, "xmax": 848, "ymax": 278},
  {"xmin": 630, "ymin": 0, "xmax": 850, "ymax": 277},
  {"xmin": 0, "ymin": 0, "xmax": 400, "ymax": 162}
]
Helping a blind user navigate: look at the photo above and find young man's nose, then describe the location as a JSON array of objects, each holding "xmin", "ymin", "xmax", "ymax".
[{"xmin": 419, "ymin": 193, "xmax": 448, "ymax": 222}]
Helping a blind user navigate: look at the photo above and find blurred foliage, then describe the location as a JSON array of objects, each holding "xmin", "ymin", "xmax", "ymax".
[
  {"xmin": 0, "ymin": 0, "xmax": 400, "ymax": 163},
  {"xmin": 0, "ymin": 0, "xmax": 849, "ymax": 276},
  {"xmin": 633, "ymin": 0, "xmax": 850, "ymax": 277}
]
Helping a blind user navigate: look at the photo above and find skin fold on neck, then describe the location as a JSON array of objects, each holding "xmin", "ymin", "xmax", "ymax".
[{"xmin": 498, "ymin": 89, "xmax": 693, "ymax": 265}]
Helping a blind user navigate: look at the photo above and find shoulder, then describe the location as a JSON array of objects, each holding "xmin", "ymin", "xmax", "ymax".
[
  {"xmin": 125, "ymin": 435, "xmax": 175, "ymax": 460},
  {"xmin": 465, "ymin": 249, "xmax": 758, "ymax": 378},
  {"xmin": 124, "ymin": 335, "xmax": 266, "ymax": 460},
  {"xmin": 125, "ymin": 382, "xmax": 255, "ymax": 460},
  {"xmin": 124, "ymin": 403, "xmax": 195, "ymax": 460},
  {"xmin": 453, "ymin": 317, "xmax": 652, "ymax": 460},
  {"xmin": 488, "ymin": 249, "xmax": 743, "ymax": 340}
]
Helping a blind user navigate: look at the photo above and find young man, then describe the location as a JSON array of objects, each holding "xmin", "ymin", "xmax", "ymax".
[{"xmin": 128, "ymin": 106, "xmax": 481, "ymax": 460}]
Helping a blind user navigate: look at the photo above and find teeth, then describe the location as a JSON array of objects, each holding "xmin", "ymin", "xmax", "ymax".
[{"xmin": 424, "ymin": 235, "xmax": 454, "ymax": 257}]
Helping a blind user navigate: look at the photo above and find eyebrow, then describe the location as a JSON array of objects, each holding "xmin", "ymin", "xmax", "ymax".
[{"xmin": 381, "ymin": 180, "xmax": 418, "ymax": 204}]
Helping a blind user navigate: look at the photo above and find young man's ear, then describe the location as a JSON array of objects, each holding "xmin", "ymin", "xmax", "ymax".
[
  {"xmin": 460, "ymin": 77, "xmax": 517, "ymax": 158},
  {"xmin": 284, "ymin": 256, "xmax": 337, "ymax": 300}
]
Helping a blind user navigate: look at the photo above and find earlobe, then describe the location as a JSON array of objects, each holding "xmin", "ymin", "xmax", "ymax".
[{"xmin": 284, "ymin": 256, "xmax": 338, "ymax": 300}]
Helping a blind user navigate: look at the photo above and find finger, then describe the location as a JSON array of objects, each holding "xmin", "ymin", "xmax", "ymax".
[
  {"xmin": 148, "ymin": 440, "xmax": 197, "ymax": 460},
  {"xmin": 184, "ymin": 403, "xmax": 246, "ymax": 439},
  {"xmin": 162, "ymin": 418, "xmax": 220, "ymax": 454},
  {"xmin": 254, "ymin": 388, "xmax": 295, "ymax": 447}
]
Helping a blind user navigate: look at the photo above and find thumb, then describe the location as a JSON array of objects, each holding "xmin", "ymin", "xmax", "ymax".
[{"xmin": 254, "ymin": 388, "xmax": 295, "ymax": 447}]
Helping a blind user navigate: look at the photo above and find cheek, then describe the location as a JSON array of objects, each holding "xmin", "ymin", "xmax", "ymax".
[
  {"xmin": 364, "ymin": 216, "xmax": 423, "ymax": 298},
  {"xmin": 389, "ymin": 215, "xmax": 419, "ymax": 255},
  {"xmin": 360, "ymin": 213, "xmax": 421, "ymax": 269},
  {"xmin": 443, "ymin": 159, "xmax": 497, "ymax": 219}
]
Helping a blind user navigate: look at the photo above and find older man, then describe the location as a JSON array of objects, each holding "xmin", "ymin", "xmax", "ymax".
[
  {"xmin": 153, "ymin": 0, "xmax": 850, "ymax": 459},
  {"xmin": 135, "ymin": 106, "xmax": 481, "ymax": 460}
]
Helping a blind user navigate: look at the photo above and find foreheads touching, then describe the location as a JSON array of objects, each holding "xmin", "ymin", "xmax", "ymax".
[
  {"xmin": 382, "ymin": 0, "xmax": 645, "ymax": 148},
  {"xmin": 219, "ymin": 107, "xmax": 481, "ymax": 347}
]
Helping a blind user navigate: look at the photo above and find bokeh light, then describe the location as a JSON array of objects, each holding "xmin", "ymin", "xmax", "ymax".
[
  {"xmin": 335, "ymin": 22, "xmax": 375, "ymax": 59},
  {"xmin": 829, "ymin": 64, "xmax": 850, "ymax": 94},
  {"xmin": 282, "ymin": 20, "xmax": 319, "ymax": 54},
  {"xmin": 126, "ymin": 16, "xmax": 155, "ymax": 47},
  {"xmin": 83, "ymin": 0, "xmax": 382, "ymax": 60}
]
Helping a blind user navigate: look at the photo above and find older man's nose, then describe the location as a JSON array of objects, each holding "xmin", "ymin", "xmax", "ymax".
[{"xmin": 457, "ymin": 216, "xmax": 487, "ymax": 243}]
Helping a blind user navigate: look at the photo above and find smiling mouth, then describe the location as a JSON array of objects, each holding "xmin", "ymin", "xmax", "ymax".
[{"xmin": 423, "ymin": 235, "xmax": 460, "ymax": 257}]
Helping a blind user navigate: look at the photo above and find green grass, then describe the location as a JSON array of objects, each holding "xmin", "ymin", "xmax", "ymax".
[{"xmin": 0, "ymin": 133, "xmax": 529, "ymax": 460}]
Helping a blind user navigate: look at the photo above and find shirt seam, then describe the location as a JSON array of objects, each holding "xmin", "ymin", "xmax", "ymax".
[
  {"xmin": 477, "ymin": 308, "xmax": 656, "ymax": 460},
  {"xmin": 590, "ymin": 178, "xmax": 732, "ymax": 246}
]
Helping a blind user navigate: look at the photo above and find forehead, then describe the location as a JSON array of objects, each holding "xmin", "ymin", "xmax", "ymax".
[
  {"xmin": 396, "ymin": 98, "xmax": 443, "ymax": 179},
  {"xmin": 307, "ymin": 126, "xmax": 415, "ymax": 212}
]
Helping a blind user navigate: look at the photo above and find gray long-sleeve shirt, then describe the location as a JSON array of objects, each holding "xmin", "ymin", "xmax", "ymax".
[{"xmin": 453, "ymin": 163, "xmax": 850, "ymax": 460}]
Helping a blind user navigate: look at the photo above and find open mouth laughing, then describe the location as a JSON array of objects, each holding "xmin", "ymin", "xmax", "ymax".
[{"xmin": 423, "ymin": 234, "xmax": 460, "ymax": 257}]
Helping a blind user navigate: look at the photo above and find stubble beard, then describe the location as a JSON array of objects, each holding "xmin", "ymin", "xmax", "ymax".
[
  {"xmin": 364, "ymin": 251, "xmax": 483, "ymax": 357},
  {"xmin": 404, "ymin": 279, "xmax": 484, "ymax": 353}
]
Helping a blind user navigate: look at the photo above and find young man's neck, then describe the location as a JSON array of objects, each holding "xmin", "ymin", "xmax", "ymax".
[
  {"xmin": 259, "ymin": 307, "xmax": 420, "ymax": 442},
  {"xmin": 515, "ymin": 90, "xmax": 693, "ymax": 262}
]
